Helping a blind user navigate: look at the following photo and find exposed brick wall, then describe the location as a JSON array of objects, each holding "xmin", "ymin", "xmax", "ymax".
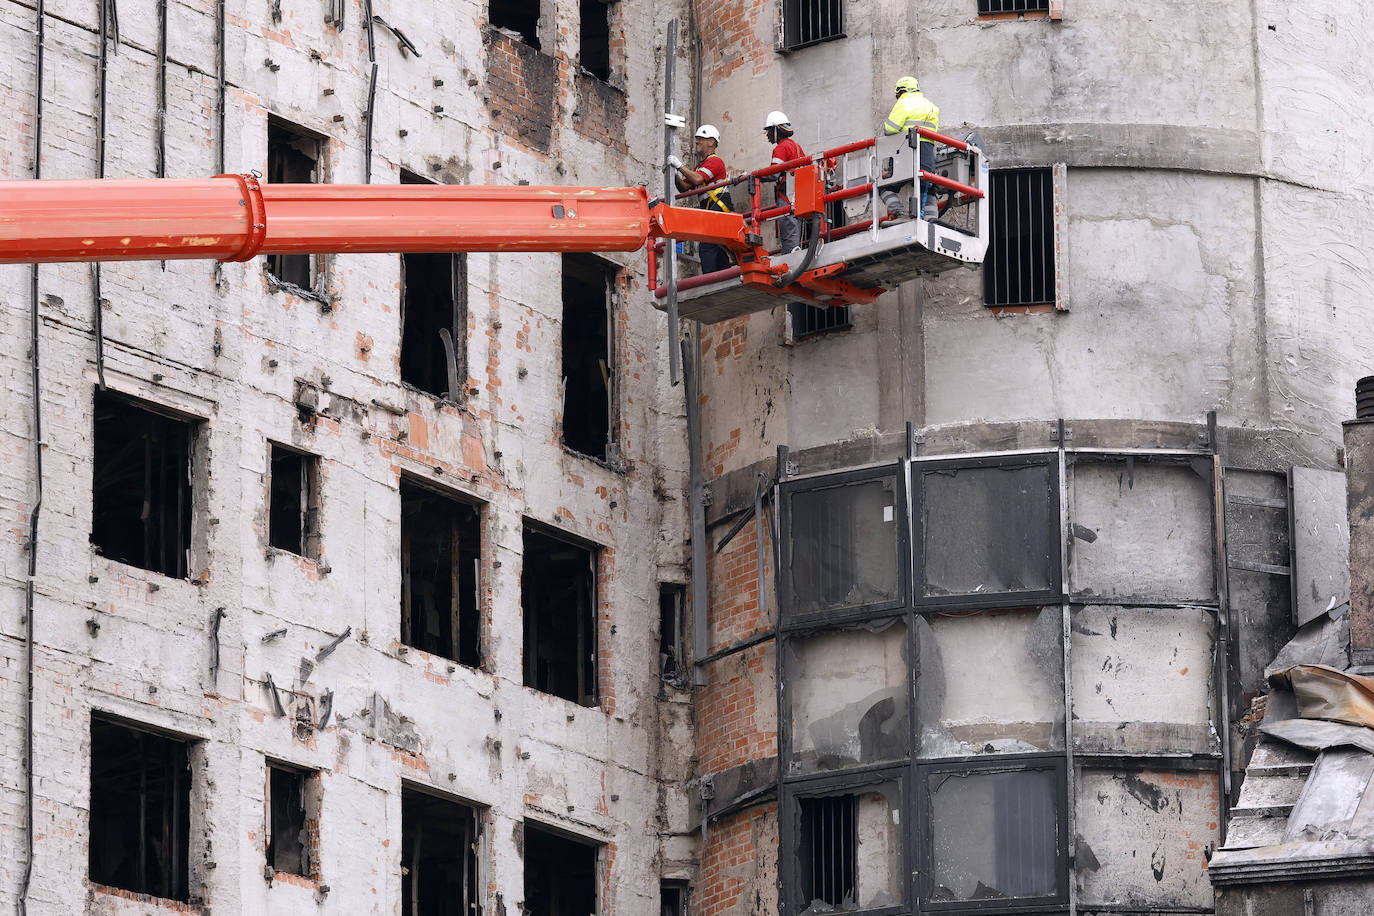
[
  {"xmin": 695, "ymin": 0, "xmax": 776, "ymax": 86},
  {"xmin": 696, "ymin": 644, "xmax": 776, "ymax": 776},
  {"xmin": 572, "ymin": 73, "xmax": 629, "ymax": 153},
  {"xmin": 698, "ymin": 803, "xmax": 779, "ymax": 916},
  {"xmin": 484, "ymin": 28, "xmax": 557, "ymax": 152},
  {"xmin": 707, "ymin": 515, "xmax": 772, "ymax": 649}
]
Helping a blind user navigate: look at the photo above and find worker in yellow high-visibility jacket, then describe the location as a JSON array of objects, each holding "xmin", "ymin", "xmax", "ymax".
[{"xmin": 881, "ymin": 76, "xmax": 940, "ymax": 221}]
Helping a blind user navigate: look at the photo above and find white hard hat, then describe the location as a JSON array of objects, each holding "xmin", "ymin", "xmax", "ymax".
[
  {"xmin": 764, "ymin": 110, "xmax": 791, "ymax": 129},
  {"xmin": 695, "ymin": 124, "xmax": 720, "ymax": 141}
]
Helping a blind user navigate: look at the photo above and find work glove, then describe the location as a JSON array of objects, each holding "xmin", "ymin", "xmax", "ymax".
[{"xmin": 667, "ymin": 154, "xmax": 684, "ymax": 169}]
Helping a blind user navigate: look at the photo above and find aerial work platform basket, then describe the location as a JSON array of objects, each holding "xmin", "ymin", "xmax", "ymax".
[{"xmin": 651, "ymin": 128, "xmax": 990, "ymax": 324}]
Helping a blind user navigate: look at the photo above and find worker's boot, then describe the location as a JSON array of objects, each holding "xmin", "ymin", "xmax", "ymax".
[
  {"xmin": 921, "ymin": 188, "xmax": 939, "ymax": 221},
  {"xmin": 880, "ymin": 190, "xmax": 907, "ymax": 221}
]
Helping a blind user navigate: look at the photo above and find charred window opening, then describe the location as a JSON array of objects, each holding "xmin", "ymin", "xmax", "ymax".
[
  {"xmin": 789, "ymin": 302, "xmax": 851, "ymax": 339},
  {"xmin": 578, "ymin": 0, "xmax": 611, "ymax": 81},
  {"xmin": 92, "ymin": 390, "xmax": 195, "ymax": 579},
  {"xmin": 983, "ymin": 167, "xmax": 1055, "ymax": 307},
  {"xmin": 266, "ymin": 762, "xmax": 319, "ymax": 879},
  {"xmin": 266, "ymin": 118, "xmax": 323, "ymax": 288},
  {"xmin": 659, "ymin": 584, "xmax": 686, "ymax": 685},
  {"xmin": 268, "ymin": 443, "xmax": 321, "ymax": 557},
  {"xmin": 400, "ymin": 170, "xmax": 467, "ymax": 401},
  {"xmin": 402, "ymin": 788, "xmax": 481, "ymax": 916},
  {"xmin": 660, "ymin": 881, "xmax": 689, "ymax": 916},
  {"xmin": 921, "ymin": 761, "xmax": 1065, "ymax": 907},
  {"xmin": 89, "ymin": 716, "xmax": 191, "ymax": 901},
  {"xmin": 915, "ymin": 457, "xmax": 1060, "ymax": 607},
  {"xmin": 490, "ymin": 0, "xmax": 541, "ymax": 49},
  {"xmin": 561, "ymin": 254, "xmax": 616, "ymax": 461},
  {"xmin": 788, "ymin": 782, "xmax": 905, "ymax": 913},
  {"xmin": 781, "ymin": 0, "xmax": 845, "ymax": 51},
  {"xmin": 401, "ymin": 477, "xmax": 483, "ymax": 669},
  {"xmin": 522, "ymin": 525, "xmax": 598, "ymax": 706},
  {"xmin": 783, "ymin": 470, "xmax": 903, "ymax": 620},
  {"xmin": 523, "ymin": 822, "xmax": 599, "ymax": 915}
]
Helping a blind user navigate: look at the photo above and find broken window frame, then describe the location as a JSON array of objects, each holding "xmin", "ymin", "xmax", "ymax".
[
  {"xmin": 522, "ymin": 820, "xmax": 602, "ymax": 915},
  {"xmin": 778, "ymin": 462, "xmax": 911, "ymax": 630},
  {"xmin": 89, "ymin": 713, "xmax": 194, "ymax": 902},
  {"xmin": 399, "ymin": 169, "xmax": 468, "ymax": 403},
  {"xmin": 578, "ymin": 0, "xmax": 614, "ymax": 82},
  {"xmin": 660, "ymin": 880, "xmax": 691, "ymax": 916},
  {"xmin": 267, "ymin": 441, "xmax": 322, "ymax": 558},
  {"xmin": 659, "ymin": 583, "xmax": 687, "ymax": 687},
  {"xmin": 265, "ymin": 760, "xmax": 320, "ymax": 880},
  {"xmin": 521, "ymin": 521, "xmax": 601, "ymax": 707},
  {"xmin": 778, "ymin": 0, "xmax": 846, "ymax": 52},
  {"xmin": 265, "ymin": 116, "xmax": 326, "ymax": 292},
  {"xmin": 910, "ymin": 452, "xmax": 1062, "ymax": 612},
  {"xmin": 559, "ymin": 253, "xmax": 620, "ymax": 464},
  {"xmin": 400, "ymin": 475, "xmax": 485, "ymax": 670},
  {"xmin": 779, "ymin": 768, "xmax": 910, "ymax": 916},
  {"xmin": 915, "ymin": 754, "xmax": 1069, "ymax": 913},
  {"xmin": 400, "ymin": 784, "xmax": 484, "ymax": 916},
  {"xmin": 91, "ymin": 388, "xmax": 199, "ymax": 580}
]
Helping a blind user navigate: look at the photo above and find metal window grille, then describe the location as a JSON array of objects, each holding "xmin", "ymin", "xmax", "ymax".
[
  {"xmin": 790, "ymin": 301, "xmax": 851, "ymax": 338},
  {"xmin": 799, "ymin": 795, "xmax": 856, "ymax": 906},
  {"xmin": 978, "ymin": 0, "xmax": 1050, "ymax": 13},
  {"xmin": 781, "ymin": 0, "xmax": 844, "ymax": 51},
  {"xmin": 983, "ymin": 167, "xmax": 1055, "ymax": 307}
]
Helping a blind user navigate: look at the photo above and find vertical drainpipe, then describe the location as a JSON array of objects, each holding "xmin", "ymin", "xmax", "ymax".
[
  {"xmin": 685, "ymin": 336, "xmax": 708, "ymax": 688},
  {"xmin": 19, "ymin": 4, "xmax": 46, "ymax": 915},
  {"xmin": 1208, "ymin": 410, "xmax": 1234, "ymax": 841},
  {"xmin": 1056, "ymin": 419, "xmax": 1077, "ymax": 916}
]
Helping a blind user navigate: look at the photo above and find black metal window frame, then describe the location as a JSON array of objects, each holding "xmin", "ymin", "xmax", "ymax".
[
  {"xmin": 778, "ymin": 462, "xmax": 911, "ymax": 630},
  {"xmin": 779, "ymin": 767, "xmax": 912, "ymax": 916},
  {"xmin": 779, "ymin": 0, "xmax": 846, "ymax": 52},
  {"xmin": 977, "ymin": 0, "xmax": 1050, "ymax": 14},
  {"xmin": 914, "ymin": 754, "xmax": 1069, "ymax": 914},
  {"xmin": 790, "ymin": 301, "xmax": 853, "ymax": 339},
  {"xmin": 983, "ymin": 167, "xmax": 1056, "ymax": 308},
  {"xmin": 910, "ymin": 453, "xmax": 1063, "ymax": 611}
]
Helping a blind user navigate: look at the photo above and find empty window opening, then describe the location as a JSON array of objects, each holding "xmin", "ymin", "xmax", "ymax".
[
  {"xmin": 400, "ymin": 170, "xmax": 467, "ymax": 400},
  {"xmin": 659, "ymin": 584, "xmax": 686, "ymax": 685},
  {"xmin": 790, "ymin": 302, "xmax": 851, "ymax": 339},
  {"xmin": 522, "ymin": 525, "xmax": 598, "ymax": 706},
  {"xmin": 978, "ymin": 0, "xmax": 1049, "ymax": 13},
  {"xmin": 490, "ymin": 0, "xmax": 541, "ymax": 49},
  {"xmin": 983, "ymin": 167, "xmax": 1055, "ymax": 307},
  {"xmin": 401, "ymin": 478, "xmax": 482, "ymax": 668},
  {"xmin": 561, "ymin": 254, "xmax": 616, "ymax": 460},
  {"xmin": 266, "ymin": 118, "xmax": 323, "ymax": 288},
  {"xmin": 89, "ymin": 716, "xmax": 191, "ymax": 901},
  {"xmin": 579, "ymin": 0, "xmax": 611, "ymax": 80},
  {"xmin": 523, "ymin": 823, "xmax": 599, "ymax": 915},
  {"xmin": 402, "ymin": 788, "xmax": 481, "ymax": 916},
  {"xmin": 266, "ymin": 762, "xmax": 320, "ymax": 879},
  {"xmin": 268, "ymin": 443, "xmax": 321, "ymax": 557},
  {"xmin": 92, "ymin": 390, "xmax": 195, "ymax": 579},
  {"xmin": 660, "ymin": 881, "xmax": 690, "ymax": 916},
  {"xmin": 781, "ymin": 0, "xmax": 844, "ymax": 51}
]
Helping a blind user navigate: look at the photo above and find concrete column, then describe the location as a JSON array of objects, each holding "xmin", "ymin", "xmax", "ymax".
[{"xmin": 1346, "ymin": 376, "xmax": 1374, "ymax": 664}]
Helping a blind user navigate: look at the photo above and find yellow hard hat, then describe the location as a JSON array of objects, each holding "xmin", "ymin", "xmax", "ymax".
[{"xmin": 895, "ymin": 76, "xmax": 919, "ymax": 94}]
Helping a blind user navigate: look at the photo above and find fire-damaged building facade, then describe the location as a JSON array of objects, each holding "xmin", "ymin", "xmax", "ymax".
[{"xmin": 3, "ymin": 2, "xmax": 1374, "ymax": 916}]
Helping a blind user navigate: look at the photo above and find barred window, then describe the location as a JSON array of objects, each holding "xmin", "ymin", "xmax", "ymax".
[
  {"xmin": 789, "ymin": 302, "xmax": 851, "ymax": 338},
  {"xmin": 983, "ymin": 167, "xmax": 1056, "ymax": 307},
  {"xmin": 780, "ymin": 0, "xmax": 844, "ymax": 51},
  {"xmin": 978, "ymin": 0, "xmax": 1049, "ymax": 13}
]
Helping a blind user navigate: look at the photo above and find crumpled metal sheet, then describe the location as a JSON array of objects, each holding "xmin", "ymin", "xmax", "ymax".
[
  {"xmin": 1264, "ymin": 602, "xmax": 1350, "ymax": 685},
  {"xmin": 1270, "ymin": 664, "xmax": 1374, "ymax": 729},
  {"xmin": 1259, "ymin": 718, "xmax": 1374, "ymax": 755}
]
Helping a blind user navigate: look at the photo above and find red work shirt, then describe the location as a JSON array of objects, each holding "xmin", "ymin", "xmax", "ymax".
[
  {"xmin": 695, "ymin": 154, "xmax": 727, "ymax": 184},
  {"xmin": 770, "ymin": 138, "xmax": 806, "ymax": 203}
]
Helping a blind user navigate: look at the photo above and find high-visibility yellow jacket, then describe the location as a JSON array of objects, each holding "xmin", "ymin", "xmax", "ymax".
[{"xmin": 883, "ymin": 91, "xmax": 939, "ymax": 140}]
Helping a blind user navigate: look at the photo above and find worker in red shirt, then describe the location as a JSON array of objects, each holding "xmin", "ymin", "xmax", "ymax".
[
  {"xmin": 669, "ymin": 124, "xmax": 734, "ymax": 274},
  {"xmin": 764, "ymin": 111, "xmax": 805, "ymax": 253}
]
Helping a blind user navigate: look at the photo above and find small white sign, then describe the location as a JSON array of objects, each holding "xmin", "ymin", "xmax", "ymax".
[{"xmin": 883, "ymin": 505, "xmax": 894, "ymax": 523}]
